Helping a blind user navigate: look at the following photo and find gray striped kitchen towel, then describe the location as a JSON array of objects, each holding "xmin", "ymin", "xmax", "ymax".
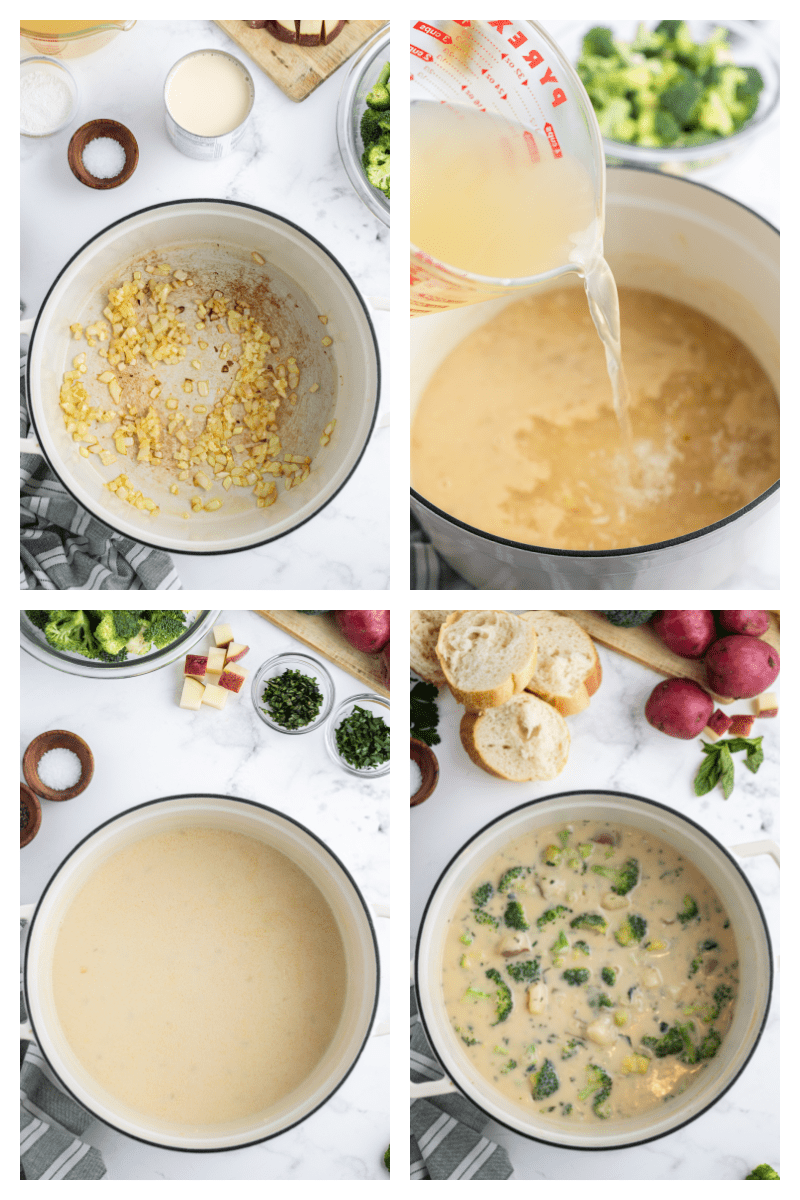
[
  {"xmin": 411, "ymin": 515, "xmax": 472, "ymax": 590},
  {"xmin": 21, "ymin": 921, "xmax": 106, "ymax": 1179},
  {"xmin": 411, "ymin": 986, "xmax": 513, "ymax": 1180},
  {"xmin": 21, "ymin": 356, "xmax": 181, "ymax": 591}
]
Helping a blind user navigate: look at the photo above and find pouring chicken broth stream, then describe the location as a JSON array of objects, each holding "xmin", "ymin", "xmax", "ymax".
[
  {"xmin": 442, "ymin": 821, "xmax": 738, "ymax": 1123},
  {"xmin": 411, "ymin": 102, "xmax": 632, "ymax": 442},
  {"xmin": 410, "ymin": 102, "xmax": 779, "ymax": 549}
]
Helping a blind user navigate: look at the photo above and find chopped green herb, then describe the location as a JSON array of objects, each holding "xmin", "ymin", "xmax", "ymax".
[
  {"xmin": 410, "ymin": 679, "xmax": 440, "ymax": 746},
  {"xmin": 262, "ymin": 668, "xmax": 323, "ymax": 729},
  {"xmin": 335, "ymin": 705, "xmax": 390, "ymax": 769}
]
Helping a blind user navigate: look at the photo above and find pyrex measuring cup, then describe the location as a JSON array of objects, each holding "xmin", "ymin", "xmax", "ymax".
[{"xmin": 410, "ymin": 19, "xmax": 605, "ymax": 315}]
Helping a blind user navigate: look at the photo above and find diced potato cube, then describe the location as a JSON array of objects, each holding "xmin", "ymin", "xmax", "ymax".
[
  {"xmin": 756, "ymin": 692, "xmax": 778, "ymax": 718},
  {"xmin": 201, "ymin": 682, "xmax": 228, "ymax": 710},
  {"xmin": 179, "ymin": 678, "xmax": 205, "ymax": 711},
  {"xmin": 207, "ymin": 646, "xmax": 227, "ymax": 675},
  {"xmin": 212, "ymin": 623, "xmax": 235, "ymax": 648},
  {"xmin": 225, "ymin": 642, "xmax": 249, "ymax": 664},
  {"xmin": 184, "ymin": 654, "xmax": 207, "ymax": 680}
]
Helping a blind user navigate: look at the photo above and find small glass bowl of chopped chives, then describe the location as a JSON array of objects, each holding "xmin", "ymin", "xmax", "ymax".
[
  {"xmin": 251, "ymin": 652, "xmax": 335, "ymax": 735},
  {"xmin": 325, "ymin": 693, "xmax": 390, "ymax": 777}
]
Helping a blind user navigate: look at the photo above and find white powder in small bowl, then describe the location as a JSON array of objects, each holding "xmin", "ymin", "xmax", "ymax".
[
  {"xmin": 37, "ymin": 747, "xmax": 82, "ymax": 791},
  {"xmin": 410, "ymin": 759, "xmax": 423, "ymax": 796}
]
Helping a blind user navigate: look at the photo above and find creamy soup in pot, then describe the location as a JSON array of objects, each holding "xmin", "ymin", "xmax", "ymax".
[
  {"xmin": 52, "ymin": 828, "xmax": 347, "ymax": 1125},
  {"xmin": 412, "ymin": 286, "xmax": 779, "ymax": 550},
  {"xmin": 442, "ymin": 821, "xmax": 737, "ymax": 1122}
]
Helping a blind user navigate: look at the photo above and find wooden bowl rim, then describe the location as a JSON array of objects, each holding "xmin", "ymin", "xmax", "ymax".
[
  {"xmin": 23, "ymin": 730, "xmax": 94, "ymax": 802},
  {"xmin": 411, "ymin": 736, "xmax": 439, "ymax": 807},
  {"xmin": 67, "ymin": 119, "xmax": 139, "ymax": 189},
  {"xmin": 20, "ymin": 782, "xmax": 42, "ymax": 847}
]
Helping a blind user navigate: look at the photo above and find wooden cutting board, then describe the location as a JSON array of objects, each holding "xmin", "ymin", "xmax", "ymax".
[
  {"xmin": 561, "ymin": 611, "xmax": 779, "ymax": 705},
  {"xmin": 215, "ymin": 20, "xmax": 388, "ymax": 101},
  {"xmin": 256, "ymin": 611, "xmax": 389, "ymax": 697}
]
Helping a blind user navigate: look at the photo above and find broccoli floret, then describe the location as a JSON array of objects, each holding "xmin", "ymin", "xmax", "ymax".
[
  {"xmin": 591, "ymin": 857, "xmax": 639, "ymax": 896},
  {"xmin": 506, "ymin": 958, "xmax": 540, "ymax": 985},
  {"xmin": 746, "ymin": 1165, "xmax": 779, "ymax": 1180},
  {"xmin": 578, "ymin": 1063, "xmax": 612, "ymax": 1118},
  {"xmin": 570, "ymin": 913, "xmax": 608, "ymax": 935},
  {"xmin": 573, "ymin": 940, "xmax": 591, "ymax": 957},
  {"xmin": 697, "ymin": 1028, "xmax": 722, "ymax": 1059},
  {"xmin": 537, "ymin": 905, "xmax": 571, "ymax": 930},
  {"xmin": 677, "ymin": 895, "xmax": 699, "ymax": 925},
  {"xmin": 94, "ymin": 611, "xmax": 139, "ymax": 657},
  {"xmin": 582, "ymin": 27, "xmax": 616, "ymax": 58},
  {"xmin": 551, "ymin": 929, "xmax": 569, "ymax": 965},
  {"xmin": 504, "ymin": 900, "xmax": 530, "ymax": 931},
  {"xmin": 500, "ymin": 1058, "xmax": 517, "ymax": 1075},
  {"xmin": 146, "ymin": 610, "xmax": 188, "ymax": 649},
  {"xmin": 498, "ymin": 867, "xmax": 529, "ymax": 893},
  {"xmin": 542, "ymin": 844, "xmax": 563, "ymax": 866},
  {"xmin": 472, "ymin": 908, "xmax": 499, "ymax": 930},
  {"xmin": 362, "ymin": 141, "xmax": 389, "ymax": 199},
  {"xmin": 706, "ymin": 983, "xmax": 734, "ymax": 1022},
  {"xmin": 562, "ymin": 968, "xmax": 590, "ymax": 986},
  {"xmin": 561, "ymin": 1038, "xmax": 584, "ymax": 1060},
  {"xmin": 614, "ymin": 915, "xmax": 647, "ymax": 946},
  {"xmin": 485, "ymin": 968, "xmax": 513, "ymax": 1026},
  {"xmin": 361, "ymin": 107, "xmax": 389, "ymax": 146},
  {"xmin": 366, "ymin": 61, "xmax": 390, "ymax": 110},
  {"xmin": 601, "ymin": 966, "xmax": 617, "ymax": 987},
  {"xmin": 641, "ymin": 1021, "xmax": 697, "ymax": 1062},
  {"xmin": 25, "ymin": 610, "xmax": 50, "ymax": 631},
  {"xmin": 44, "ymin": 611, "xmax": 99, "ymax": 659},
  {"xmin": 384, "ymin": 1146, "xmax": 390, "ymax": 1172},
  {"xmin": 689, "ymin": 938, "xmax": 719, "ymax": 978},
  {"xmin": 589, "ymin": 991, "xmax": 614, "ymax": 1009},
  {"xmin": 599, "ymin": 611, "xmax": 656, "ymax": 627},
  {"xmin": 530, "ymin": 1058, "xmax": 559, "ymax": 1101},
  {"xmin": 472, "ymin": 882, "xmax": 493, "ymax": 908}
]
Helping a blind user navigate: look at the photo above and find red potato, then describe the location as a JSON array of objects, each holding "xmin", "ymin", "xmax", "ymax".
[
  {"xmin": 717, "ymin": 610, "xmax": 770, "ymax": 637},
  {"xmin": 705, "ymin": 636, "xmax": 780, "ymax": 700},
  {"xmin": 184, "ymin": 654, "xmax": 207, "ymax": 680},
  {"xmin": 728, "ymin": 714, "xmax": 755, "ymax": 737},
  {"xmin": 645, "ymin": 678, "xmax": 714, "ymax": 739},
  {"xmin": 652, "ymin": 610, "xmax": 716, "ymax": 658},
  {"xmin": 380, "ymin": 641, "xmax": 390, "ymax": 689},
  {"xmin": 335, "ymin": 610, "xmax": 390, "ymax": 654},
  {"xmin": 707, "ymin": 709, "xmax": 733, "ymax": 736},
  {"xmin": 756, "ymin": 693, "xmax": 778, "ymax": 718}
]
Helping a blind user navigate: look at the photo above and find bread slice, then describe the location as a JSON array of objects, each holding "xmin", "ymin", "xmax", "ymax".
[
  {"xmin": 410, "ymin": 610, "xmax": 454, "ymax": 686},
  {"xmin": 460, "ymin": 693, "xmax": 570, "ymax": 781},
  {"xmin": 520, "ymin": 611, "xmax": 602, "ymax": 717},
  {"xmin": 436, "ymin": 610, "xmax": 537, "ymax": 711}
]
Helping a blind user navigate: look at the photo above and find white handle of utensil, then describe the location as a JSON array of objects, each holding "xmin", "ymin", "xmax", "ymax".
[
  {"xmin": 20, "ymin": 318, "xmax": 35, "ymax": 336},
  {"xmin": 409, "ymin": 957, "xmax": 459, "ymax": 1098},
  {"xmin": 20, "ymin": 905, "xmax": 35, "ymax": 1041},
  {"xmin": 730, "ymin": 839, "xmax": 780, "ymax": 868}
]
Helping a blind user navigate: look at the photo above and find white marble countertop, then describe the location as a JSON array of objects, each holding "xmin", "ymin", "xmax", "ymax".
[
  {"xmin": 21, "ymin": 20, "xmax": 389, "ymax": 590},
  {"xmin": 21, "ymin": 610, "xmax": 389, "ymax": 1180},
  {"xmin": 411, "ymin": 616, "xmax": 780, "ymax": 1179}
]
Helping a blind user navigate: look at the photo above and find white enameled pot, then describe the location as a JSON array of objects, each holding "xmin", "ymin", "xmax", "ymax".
[
  {"xmin": 411, "ymin": 167, "xmax": 779, "ymax": 589},
  {"xmin": 414, "ymin": 790, "xmax": 775, "ymax": 1150},
  {"xmin": 24, "ymin": 199, "xmax": 380, "ymax": 555},
  {"xmin": 22, "ymin": 794, "xmax": 384, "ymax": 1152}
]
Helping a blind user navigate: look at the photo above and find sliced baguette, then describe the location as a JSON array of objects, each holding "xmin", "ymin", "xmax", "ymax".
[
  {"xmin": 520, "ymin": 611, "xmax": 602, "ymax": 717},
  {"xmin": 460, "ymin": 693, "xmax": 570, "ymax": 781},
  {"xmin": 437, "ymin": 610, "xmax": 538, "ymax": 711},
  {"xmin": 410, "ymin": 610, "xmax": 454, "ymax": 686}
]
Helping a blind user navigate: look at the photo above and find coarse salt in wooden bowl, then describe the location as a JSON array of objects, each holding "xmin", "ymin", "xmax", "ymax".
[
  {"xmin": 23, "ymin": 730, "xmax": 94, "ymax": 802},
  {"xmin": 68, "ymin": 119, "xmax": 138, "ymax": 189},
  {"xmin": 411, "ymin": 737, "xmax": 439, "ymax": 807}
]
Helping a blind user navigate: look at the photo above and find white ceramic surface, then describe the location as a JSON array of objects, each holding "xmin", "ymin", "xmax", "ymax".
[
  {"xmin": 411, "ymin": 623, "xmax": 779, "ymax": 1178},
  {"xmin": 20, "ymin": 19, "xmax": 389, "ymax": 589},
  {"xmin": 21, "ymin": 611, "xmax": 389, "ymax": 1180}
]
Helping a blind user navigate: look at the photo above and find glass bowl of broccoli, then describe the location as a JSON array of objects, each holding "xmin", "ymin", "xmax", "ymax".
[
  {"xmin": 559, "ymin": 19, "xmax": 778, "ymax": 174},
  {"xmin": 20, "ymin": 610, "xmax": 220, "ymax": 678},
  {"xmin": 336, "ymin": 24, "xmax": 389, "ymax": 224}
]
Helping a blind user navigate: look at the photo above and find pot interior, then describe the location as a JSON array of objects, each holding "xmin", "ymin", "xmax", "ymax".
[
  {"xmin": 417, "ymin": 792, "xmax": 771, "ymax": 1150},
  {"xmin": 30, "ymin": 201, "xmax": 379, "ymax": 553},
  {"xmin": 26, "ymin": 796, "xmax": 377, "ymax": 1150}
]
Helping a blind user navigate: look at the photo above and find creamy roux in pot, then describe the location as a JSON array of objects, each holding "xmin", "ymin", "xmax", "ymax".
[
  {"xmin": 442, "ymin": 821, "xmax": 737, "ymax": 1122},
  {"xmin": 412, "ymin": 287, "xmax": 779, "ymax": 550},
  {"xmin": 52, "ymin": 828, "xmax": 347, "ymax": 1125}
]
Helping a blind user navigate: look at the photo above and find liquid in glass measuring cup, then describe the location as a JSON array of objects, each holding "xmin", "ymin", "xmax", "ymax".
[{"xmin": 410, "ymin": 19, "xmax": 606, "ymax": 316}]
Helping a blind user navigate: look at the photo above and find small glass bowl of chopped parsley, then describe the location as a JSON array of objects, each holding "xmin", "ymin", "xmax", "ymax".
[
  {"xmin": 252, "ymin": 653, "xmax": 335, "ymax": 735},
  {"xmin": 326, "ymin": 693, "xmax": 390, "ymax": 777}
]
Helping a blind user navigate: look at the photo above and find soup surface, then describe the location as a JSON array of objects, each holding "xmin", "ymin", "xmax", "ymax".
[
  {"xmin": 412, "ymin": 286, "xmax": 779, "ymax": 550},
  {"xmin": 442, "ymin": 821, "xmax": 738, "ymax": 1122},
  {"xmin": 52, "ymin": 827, "xmax": 347, "ymax": 1125}
]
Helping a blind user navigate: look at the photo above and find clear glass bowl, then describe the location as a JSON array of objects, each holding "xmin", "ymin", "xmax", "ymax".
[
  {"xmin": 558, "ymin": 19, "xmax": 779, "ymax": 174},
  {"xmin": 20, "ymin": 610, "xmax": 219, "ymax": 678},
  {"xmin": 21, "ymin": 57, "xmax": 80, "ymax": 138},
  {"xmin": 325, "ymin": 692, "xmax": 390, "ymax": 777},
  {"xmin": 336, "ymin": 24, "xmax": 390, "ymax": 225},
  {"xmin": 251, "ymin": 652, "xmax": 335, "ymax": 735}
]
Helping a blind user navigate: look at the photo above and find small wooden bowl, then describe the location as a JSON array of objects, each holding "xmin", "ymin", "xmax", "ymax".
[
  {"xmin": 23, "ymin": 731, "xmax": 94, "ymax": 802},
  {"xmin": 68, "ymin": 119, "xmax": 138, "ymax": 189},
  {"xmin": 20, "ymin": 783, "xmax": 42, "ymax": 848},
  {"xmin": 411, "ymin": 738, "xmax": 439, "ymax": 807}
]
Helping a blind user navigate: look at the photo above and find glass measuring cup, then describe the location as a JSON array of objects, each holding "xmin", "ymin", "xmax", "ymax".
[
  {"xmin": 410, "ymin": 19, "xmax": 606, "ymax": 315},
  {"xmin": 20, "ymin": 21, "xmax": 136, "ymax": 59}
]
